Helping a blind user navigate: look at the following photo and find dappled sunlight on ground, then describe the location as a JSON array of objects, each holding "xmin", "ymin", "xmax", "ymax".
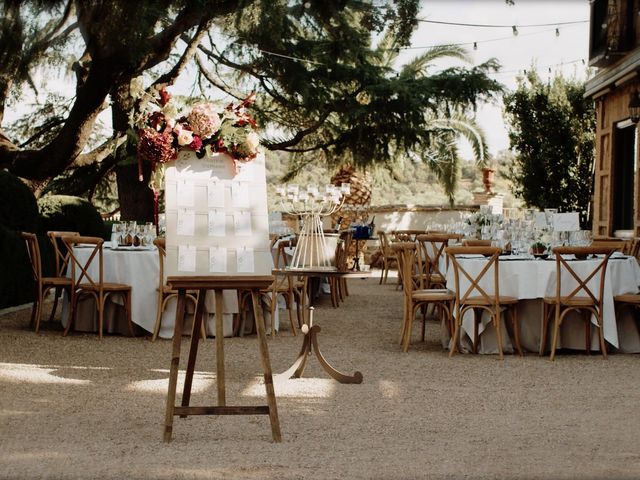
[
  {"xmin": 125, "ymin": 369, "xmax": 215, "ymax": 394},
  {"xmin": 242, "ymin": 376, "xmax": 337, "ymax": 399},
  {"xmin": 0, "ymin": 362, "xmax": 95, "ymax": 385}
]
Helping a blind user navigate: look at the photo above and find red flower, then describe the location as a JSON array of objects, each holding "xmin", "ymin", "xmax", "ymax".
[
  {"xmin": 159, "ymin": 88, "xmax": 171, "ymax": 106},
  {"xmin": 189, "ymin": 135, "xmax": 203, "ymax": 151}
]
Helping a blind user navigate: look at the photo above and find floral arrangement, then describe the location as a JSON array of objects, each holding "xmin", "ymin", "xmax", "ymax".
[
  {"xmin": 466, "ymin": 212, "xmax": 493, "ymax": 228},
  {"xmin": 129, "ymin": 77, "xmax": 261, "ymax": 177}
]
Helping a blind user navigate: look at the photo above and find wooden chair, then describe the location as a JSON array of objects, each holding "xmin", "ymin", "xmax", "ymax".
[
  {"xmin": 415, "ymin": 233, "xmax": 460, "ymax": 289},
  {"xmin": 46, "ymin": 231, "xmax": 79, "ymax": 325},
  {"xmin": 391, "ymin": 229, "xmax": 424, "ymax": 242},
  {"xmin": 540, "ymin": 246, "xmax": 615, "ymax": 360},
  {"xmin": 62, "ymin": 235, "xmax": 133, "ymax": 339},
  {"xmin": 21, "ymin": 232, "xmax": 74, "ymax": 333},
  {"xmin": 264, "ymin": 239, "xmax": 303, "ymax": 336},
  {"xmin": 462, "ymin": 239, "xmax": 492, "ymax": 247},
  {"xmin": 152, "ymin": 238, "xmax": 200, "ymax": 341},
  {"xmin": 376, "ymin": 230, "xmax": 397, "ymax": 285},
  {"xmin": 591, "ymin": 239, "xmax": 627, "ymax": 253},
  {"xmin": 445, "ymin": 246, "xmax": 522, "ymax": 358},
  {"xmin": 392, "ymin": 242, "xmax": 455, "ymax": 352},
  {"xmin": 328, "ymin": 230, "xmax": 352, "ymax": 307}
]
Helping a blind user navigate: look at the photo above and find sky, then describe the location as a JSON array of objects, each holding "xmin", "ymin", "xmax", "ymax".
[{"xmin": 404, "ymin": 0, "xmax": 591, "ymax": 158}]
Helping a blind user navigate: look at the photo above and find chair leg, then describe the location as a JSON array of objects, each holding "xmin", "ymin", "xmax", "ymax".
[
  {"xmin": 540, "ymin": 303, "xmax": 550, "ymax": 356},
  {"xmin": 549, "ymin": 308, "xmax": 561, "ymax": 361},
  {"xmin": 48, "ymin": 287, "xmax": 61, "ymax": 323},
  {"xmin": 285, "ymin": 294, "xmax": 297, "ymax": 336},
  {"xmin": 494, "ymin": 309, "xmax": 504, "ymax": 360},
  {"xmin": 401, "ymin": 300, "xmax": 414, "ymax": 353},
  {"xmin": 597, "ymin": 314, "xmax": 607, "ymax": 359},
  {"xmin": 98, "ymin": 295, "xmax": 105, "ymax": 340},
  {"xmin": 124, "ymin": 292, "xmax": 135, "ymax": 337},
  {"xmin": 152, "ymin": 291, "xmax": 164, "ymax": 341},
  {"xmin": 510, "ymin": 307, "xmax": 523, "ymax": 356},
  {"xmin": 584, "ymin": 311, "xmax": 591, "ymax": 355},
  {"xmin": 449, "ymin": 312, "xmax": 461, "ymax": 357}
]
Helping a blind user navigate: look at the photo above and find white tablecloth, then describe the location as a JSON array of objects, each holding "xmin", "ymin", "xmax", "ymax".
[
  {"xmin": 61, "ymin": 243, "xmax": 261, "ymax": 338},
  {"xmin": 444, "ymin": 254, "xmax": 640, "ymax": 353}
]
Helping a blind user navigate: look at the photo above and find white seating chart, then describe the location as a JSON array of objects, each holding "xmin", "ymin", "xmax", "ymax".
[{"xmin": 164, "ymin": 150, "xmax": 272, "ymax": 277}]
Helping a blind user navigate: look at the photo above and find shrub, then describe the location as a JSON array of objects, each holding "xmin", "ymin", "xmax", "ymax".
[
  {"xmin": 0, "ymin": 170, "xmax": 39, "ymax": 232},
  {"xmin": 0, "ymin": 171, "xmax": 42, "ymax": 309},
  {"xmin": 38, "ymin": 195, "xmax": 105, "ymax": 237}
]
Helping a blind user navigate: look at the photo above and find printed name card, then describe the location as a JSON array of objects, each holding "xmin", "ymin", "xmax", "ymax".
[
  {"xmin": 237, "ymin": 247, "xmax": 255, "ymax": 273},
  {"xmin": 534, "ymin": 212, "xmax": 547, "ymax": 228},
  {"xmin": 207, "ymin": 180, "xmax": 225, "ymax": 208},
  {"xmin": 234, "ymin": 211, "xmax": 252, "ymax": 236},
  {"xmin": 553, "ymin": 212, "xmax": 580, "ymax": 232},
  {"xmin": 176, "ymin": 181, "xmax": 195, "ymax": 207},
  {"xmin": 208, "ymin": 211, "xmax": 226, "ymax": 237},
  {"xmin": 178, "ymin": 245, "xmax": 196, "ymax": 272},
  {"xmin": 231, "ymin": 182, "xmax": 250, "ymax": 208},
  {"xmin": 209, "ymin": 246, "xmax": 227, "ymax": 273},
  {"xmin": 177, "ymin": 209, "xmax": 195, "ymax": 236}
]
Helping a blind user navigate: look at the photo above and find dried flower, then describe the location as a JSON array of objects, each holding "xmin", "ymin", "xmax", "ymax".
[
  {"xmin": 137, "ymin": 127, "xmax": 176, "ymax": 165},
  {"xmin": 187, "ymin": 102, "xmax": 222, "ymax": 139}
]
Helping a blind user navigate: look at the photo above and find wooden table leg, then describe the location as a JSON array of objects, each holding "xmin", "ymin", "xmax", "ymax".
[
  {"xmin": 180, "ymin": 289, "xmax": 207, "ymax": 416},
  {"xmin": 251, "ymin": 290, "xmax": 282, "ymax": 442},
  {"xmin": 163, "ymin": 289, "xmax": 187, "ymax": 443},
  {"xmin": 214, "ymin": 289, "xmax": 226, "ymax": 407},
  {"xmin": 310, "ymin": 325, "xmax": 363, "ymax": 384}
]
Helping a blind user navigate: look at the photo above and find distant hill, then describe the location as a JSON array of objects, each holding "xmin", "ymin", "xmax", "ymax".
[{"xmin": 265, "ymin": 150, "xmax": 521, "ymax": 209}]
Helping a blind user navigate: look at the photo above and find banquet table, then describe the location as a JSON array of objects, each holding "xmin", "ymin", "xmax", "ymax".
[
  {"xmin": 443, "ymin": 253, "xmax": 640, "ymax": 354},
  {"xmin": 60, "ymin": 243, "xmax": 265, "ymax": 338}
]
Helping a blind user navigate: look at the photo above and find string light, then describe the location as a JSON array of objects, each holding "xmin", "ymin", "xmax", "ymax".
[
  {"xmin": 417, "ymin": 18, "xmax": 588, "ymax": 28},
  {"xmin": 473, "ymin": 41, "xmax": 477, "ymax": 50},
  {"xmin": 512, "ymin": 25, "xmax": 518, "ymax": 36},
  {"xmin": 555, "ymin": 27, "xmax": 560, "ymax": 37}
]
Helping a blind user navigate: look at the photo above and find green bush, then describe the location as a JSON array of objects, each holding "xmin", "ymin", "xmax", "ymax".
[
  {"xmin": 0, "ymin": 171, "xmax": 42, "ymax": 309},
  {"xmin": 38, "ymin": 195, "xmax": 105, "ymax": 237},
  {"xmin": 0, "ymin": 170, "xmax": 40, "ymax": 232},
  {"xmin": 0, "ymin": 223, "xmax": 37, "ymax": 309}
]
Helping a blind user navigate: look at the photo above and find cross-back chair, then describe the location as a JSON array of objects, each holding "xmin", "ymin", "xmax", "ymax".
[
  {"xmin": 445, "ymin": 246, "xmax": 522, "ymax": 358},
  {"xmin": 62, "ymin": 235, "xmax": 133, "ymax": 339},
  {"xmin": 590, "ymin": 239, "xmax": 628, "ymax": 253},
  {"xmin": 415, "ymin": 233, "xmax": 460, "ymax": 290},
  {"xmin": 376, "ymin": 230, "xmax": 397, "ymax": 285},
  {"xmin": 392, "ymin": 242, "xmax": 455, "ymax": 352},
  {"xmin": 462, "ymin": 239, "xmax": 492, "ymax": 247},
  {"xmin": 21, "ymin": 232, "xmax": 74, "ymax": 333},
  {"xmin": 328, "ymin": 230, "xmax": 352, "ymax": 307},
  {"xmin": 540, "ymin": 246, "xmax": 615, "ymax": 360},
  {"xmin": 391, "ymin": 229, "xmax": 424, "ymax": 242},
  {"xmin": 152, "ymin": 238, "xmax": 200, "ymax": 341},
  {"xmin": 46, "ymin": 231, "xmax": 79, "ymax": 324}
]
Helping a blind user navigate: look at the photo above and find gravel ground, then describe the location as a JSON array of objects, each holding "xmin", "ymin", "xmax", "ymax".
[{"xmin": 2, "ymin": 275, "xmax": 640, "ymax": 480}]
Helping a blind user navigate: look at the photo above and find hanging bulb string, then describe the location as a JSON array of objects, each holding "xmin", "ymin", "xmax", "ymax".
[{"xmin": 417, "ymin": 18, "xmax": 588, "ymax": 28}]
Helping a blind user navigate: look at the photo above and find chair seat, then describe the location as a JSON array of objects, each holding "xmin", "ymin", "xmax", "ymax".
[
  {"xmin": 78, "ymin": 282, "xmax": 131, "ymax": 292},
  {"xmin": 412, "ymin": 289, "xmax": 455, "ymax": 301},
  {"xmin": 427, "ymin": 274, "xmax": 446, "ymax": 285},
  {"xmin": 42, "ymin": 276, "xmax": 73, "ymax": 286},
  {"xmin": 543, "ymin": 296, "xmax": 595, "ymax": 307},
  {"xmin": 614, "ymin": 294, "xmax": 640, "ymax": 304},
  {"xmin": 463, "ymin": 295, "xmax": 519, "ymax": 306}
]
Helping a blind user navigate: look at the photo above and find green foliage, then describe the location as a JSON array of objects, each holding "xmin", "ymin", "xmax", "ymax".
[
  {"xmin": 0, "ymin": 223, "xmax": 36, "ymax": 309},
  {"xmin": 38, "ymin": 195, "xmax": 105, "ymax": 237},
  {"xmin": 0, "ymin": 170, "xmax": 40, "ymax": 232},
  {"xmin": 0, "ymin": 170, "xmax": 43, "ymax": 308},
  {"xmin": 503, "ymin": 72, "xmax": 594, "ymax": 226}
]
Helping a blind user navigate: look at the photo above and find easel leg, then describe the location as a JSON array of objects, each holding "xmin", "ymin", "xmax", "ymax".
[
  {"xmin": 251, "ymin": 290, "xmax": 282, "ymax": 442},
  {"xmin": 214, "ymin": 289, "xmax": 226, "ymax": 406},
  {"xmin": 163, "ymin": 289, "xmax": 187, "ymax": 442},
  {"xmin": 180, "ymin": 289, "xmax": 207, "ymax": 416}
]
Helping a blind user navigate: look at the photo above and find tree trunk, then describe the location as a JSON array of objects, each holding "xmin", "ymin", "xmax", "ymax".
[{"xmin": 115, "ymin": 162, "xmax": 154, "ymax": 222}]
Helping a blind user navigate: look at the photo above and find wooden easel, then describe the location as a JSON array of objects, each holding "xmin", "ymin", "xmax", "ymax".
[{"xmin": 163, "ymin": 275, "xmax": 281, "ymax": 442}]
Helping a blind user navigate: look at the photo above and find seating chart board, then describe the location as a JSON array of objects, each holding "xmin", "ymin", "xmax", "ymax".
[{"xmin": 164, "ymin": 150, "xmax": 271, "ymax": 277}]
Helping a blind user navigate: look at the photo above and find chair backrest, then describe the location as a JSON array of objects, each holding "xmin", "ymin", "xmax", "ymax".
[
  {"xmin": 591, "ymin": 239, "xmax": 627, "ymax": 253},
  {"xmin": 376, "ymin": 230, "xmax": 393, "ymax": 255},
  {"xmin": 391, "ymin": 229, "xmax": 423, "ymax": 242},
  {"xmin": 462, "ymin": 239, "xmax": 492, "ymax": 247},
  {"xmin": 550, "ymin": 246, "xmax": 615, "ymax": 307},
  {"xmin": 416, "ymin": 233, "xmax": 459, "ymax": 281},
  {"xmin": 445, "ymin": 246, "xmax": 501, "ymax": 307},
  {"xmin": 47, "ymin": 231, "xmax": 80, "ymax": 277},
  {"xmin": 153, "ymin": 237, "xmax": 167, "ymax": 288},
  {"xmin": 391, "ymin": 242, "xmax": 420, "ymax": 295},
  {"xmin": 62, "ymin": 236, "xmax": 104, "ymax": 290},
  {"xmin": 274, "ymin": 239, "xmax": 296, "ymax": 269},
  {"xmin": 335, "ymin": 230, "xmax": 353, "ymax": 271},
  {"xmin": 21, "ymin": 232, "xmax": 42, "ymax": 284}
]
